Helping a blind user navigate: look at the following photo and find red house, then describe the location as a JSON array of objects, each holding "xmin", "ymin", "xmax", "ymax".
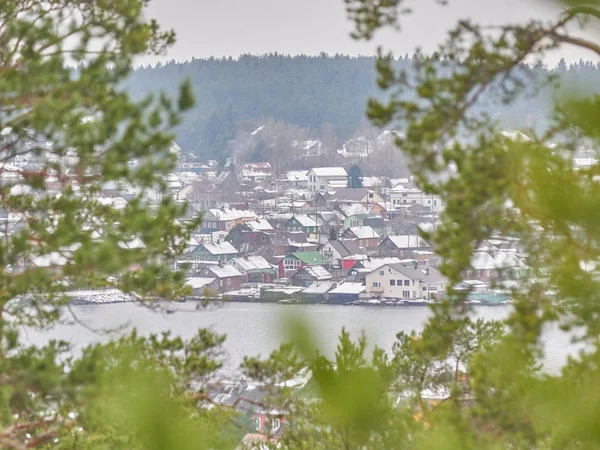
[{"xmin": 277, "ymin": 251, "xmax": 329, "ymax": 279}]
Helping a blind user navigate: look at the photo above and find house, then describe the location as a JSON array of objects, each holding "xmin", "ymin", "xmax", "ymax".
[
  {"xmin": 348, "ymin": 257, "xmax": 415, "ymax": 282},
  {"xmin": 284, "ymin": 214, "xmax": 323, "ymax": 236},
  {"xmin": 296, "ymin": 280, "xmax": 337, "ymax": 303},
  {"xmin": 465, "ymin": 250, "xmax": 528, "ymax": 283},
  {"xmin": 278, "ymin": 252, "xmax": 329, "ymax": 278},
  {"xmin": 327, "ymin": 282, "xmax": 367, "ymax": 304},
  {"xmin": 365, "ymin": 263, "xmax": 447, "ymax": 299},
  {"xmin": 184, "ymin": 277, "xmax": 218, "ymax": 296},
  {"xmin": 190, "ymin": 241, "xmax": 238, "ymax": 262},
  {"xmin": 340, "ymin": 226, "xmax": 380, "ymax": 248},
  {"xmin": 197, "ymin": 264, "xmax": 243, "ymax": 293},
  {"xmin": 292, "ymin": 139, "xmax": 327, "ymax": 159},
  {"xmin": 285, "ymin": 170, "xmax": 309, "ymax": 188},
  {"xmin": 378, "ymin": 235, "xmax": 431, "ymax": 257},
  {"xmin": 291, "ymin": 265, "xmax": 332, "ymax": 287},
  {"xmin": 336, "ymin": 203, "xmax": 371, "ymax": 229},
  {"xmin": 229, "ymin": 255, "xmax": 277, "ymax": 283},
  {"xmin": 328, "ymin": 188, "xmax": 384, "ymax": 206},
  {"xmin": 240, "ymin": 162, "xmax": 273, "ymax": 183},
  {"xmin": 321, "ymin": 240, "xmax": 364, "ymax": 269},
  {"xmin": 201, "ymin": 208, "xmax": 257, "ymax": 233},
  {"xmin": 390, "ymin": 184, "xmax": 443, "ymax": 212},
  {"xmin": 245, "ymin": 218, "xmax": 274, "ymax": 232},
  {"xmin": 307, "ymin": 167, "xmax": 347, "ymax": 193},
  {"xmin": 239, "ymin": 231, "xmax": 315, "ymax": 257}
]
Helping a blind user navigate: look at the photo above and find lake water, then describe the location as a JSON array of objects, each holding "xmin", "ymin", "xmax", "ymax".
[{"xmin": 21, "ymin": 302, "xmax": 581, "ymax": 375}]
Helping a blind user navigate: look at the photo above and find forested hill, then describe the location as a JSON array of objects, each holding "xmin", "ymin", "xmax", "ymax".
[{"xmin": 123, "ymin": 54, "xmax": 600, "ymax": 158}]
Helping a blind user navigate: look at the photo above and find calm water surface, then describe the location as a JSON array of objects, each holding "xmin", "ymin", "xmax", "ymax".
[{"xmin": 22, "ymin": 302, "xmax": 580, "ymax": 375}]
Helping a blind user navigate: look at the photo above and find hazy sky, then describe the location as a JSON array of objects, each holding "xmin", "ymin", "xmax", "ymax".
[{"xmin": 141, "ymin": 0, "xmax": 600, "ymax": 66}]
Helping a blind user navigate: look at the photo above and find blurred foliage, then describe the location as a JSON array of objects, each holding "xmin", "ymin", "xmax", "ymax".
[{"xmin": 7, "ymin": 0, "xmax": 600, "ymax": 448}]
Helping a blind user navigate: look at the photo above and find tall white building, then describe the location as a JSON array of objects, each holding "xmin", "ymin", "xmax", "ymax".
[
  {"xmin": 307, "ymin": 167, "xmax": 348, "ymax": 193},
  {"xmin": 389, "ymin": 184, "xmax": 443, "ymax": 212}
]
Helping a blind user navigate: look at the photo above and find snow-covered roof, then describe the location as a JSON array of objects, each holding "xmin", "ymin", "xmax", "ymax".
[
  {"xmin": 118, "ymin": 236, "xmax": 146, "ymax": 249},
  {"xmin": 230, "ymin": 255, "xmax": 273, "ymax": 272},
  {"xmin": 347, "ymin": 226, "xmax": 380, "ymax": 239},
  {"xmin": 500, "ymin": 130, "xmax": 532, "ymax": 142},
  {"xmin": 29, "ymin": 252, "xmax": 69, "ymax": 267},
  {"xmin": 338, "ymin": 203, "xmax": 370, "ymax": 217},
  {"xmin": 574, "ymin": 157, "xmax": 597, "ymax": 168},
  {"xmin": 185, "ymin": 277, "xmax": 216, "ymax": 289},
  {"xmin": 241, "ymin": 162, "xmax": 272, "ymax": 177},
  {"xmin": 385, "ymin": 235, "xmax": 429, "ymax": 249},
  {"xmin": 201, "ymin": 241, "xmax": 238, "ymax": 255},
  {"xmin": 285, "ymin": 170, "xmax": 309, "ymax": 182},
  {"xmin": 301, "ymin": 280, "xmax": 336, "ymax": 294},
  {"xmin": 309, "ymin": 167, "xmax": 347, "ymax": 177},
  {"xmin": 470, "ymin": 251, "xmax": 527, "ymax": 270},
  {"xmin": 329, "ymin": 282, "xmax": 366, "ymax": 294},
  {"xmin": 291, "ymin": 214, "xmax": 318, "ymax": 227},
  {"xmin": 208, "ymin": 208, "xmax": 257, "ymax": 222},
  {"xmin": 356, "ymin": 257, "xmax": 414, "ymax": 272},
  {"xmin": 205, "ymin": 265, "xmax": 243, "ymax": 278},
  {"xmin": 246, "ymin": 219, "xmax": 274, "ymax": 232},
  {"xmin": 302, "ymin": 265, "xmax": 332, "ymax": 281}
]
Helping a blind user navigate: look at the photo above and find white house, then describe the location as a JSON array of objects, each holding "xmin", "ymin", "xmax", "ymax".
[
  {"xmin": 389, "ymin": 184, "xmax": 443, "ymax": 212},
  {"xmin": 365, "ymin": 263, "xmax": 447, "ymax": 300},
  {"xmin": 307, "ymin": 167, "xmax": 348, "ymax": 193}
]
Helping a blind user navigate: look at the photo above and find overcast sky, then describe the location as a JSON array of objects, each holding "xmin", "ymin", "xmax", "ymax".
[{"xmin": 141, "ymin": 0, "xmax": 600, "ymax": 66}]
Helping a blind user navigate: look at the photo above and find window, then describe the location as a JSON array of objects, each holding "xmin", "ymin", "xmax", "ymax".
[
  {"xmin": 219, "ymin": 280, "xmax": 224, "ymax": 287},
  {"xmin": 359, "ymin": 239, "xmax": 364, "ymax": 246},
  {"xmin": 422, "ymin": 286, "xmax": 427, "ymax": 291},
  {"xmin": 390, "ymin": 280, "xmax": 396, "ymax": 286},
  {"xmin": 254, "ymin": 418, "xmax": 261, "ymax": 431},
  {"xmin": 372, "ymin": 282, "xmax": 381, "ymax": 287},
  {"xmin": 284, "ymin": 259, "xmax": 301, "ymax": 271},
  {"xmin": 434, "ymin": 200, "xmax": 437, "ymax": 206},
  {"xmin": 369, "ymin": 193, "xmax": 374, "ymax": 199},
  {"xmin": 272, "ymin": 418, "xmax": 281, "ymax": 430},
  {"xmin": 379, "ymin": 270, "xmax": 384, "ymax": 276},
  {"xmin": 226, "ymin": 278, "xmax": 231, "ymax": 286},
  {"xmin": 404, "ymin": 280, "xmax": 410, "ymax": 286},
  {"xmin": 403, "ymin": 290, "xmax": 410, "ymax": 299},
  {"xmin": 429, "ymin": 286, "xmax": 438, "ymax": 291},
  {"xmin": 397, "ymin": 280, "xmax": 402, "ymax": 285}
]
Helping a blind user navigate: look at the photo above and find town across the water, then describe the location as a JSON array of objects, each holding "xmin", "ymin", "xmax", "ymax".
[{"xmin": 6, "ymin": 129, "xmax": 593, "ymax": 306}]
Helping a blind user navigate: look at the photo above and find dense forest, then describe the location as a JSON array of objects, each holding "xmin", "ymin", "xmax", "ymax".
[{"xmin": 123, "ymin": 54, "xmax": 600, "ymax": 158}]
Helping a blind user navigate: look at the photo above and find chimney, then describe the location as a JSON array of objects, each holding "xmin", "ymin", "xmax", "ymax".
[{"xmin": 425, "ymin": 268, "xmax": 429, "ymax": 275}]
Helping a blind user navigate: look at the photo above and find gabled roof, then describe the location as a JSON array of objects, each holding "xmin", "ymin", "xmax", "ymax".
[
  {"xmin": 285, "ymin": 170, "xmax": 309, "ymax": 182},
  {"xmin": 373, "ymin": 263, "xmax": 447, "ymax": 284},
  {"xmin": 309, "ymin": 167, "xmax": 347, "ymax": 177},
  {"xmin": 290, "ymin": 251, "xmax": 328, "ymax": 265},
  {"xmin": 246, "ymin": 219, "xmax": 274, "ymax": 232},
  {"xmin": 299, "ymin": 265, "xmax": 332, "ymax": 281},
  {"xmin": 329, "ymin": 188, "xmax": 370, "ymax": 202},
  {"xmin": 337, "ymin": 203, "xmax": 370, "ymax": 217},
  {"xmin": 207, "ymin": 208, "xmax": 257, "ymax": 221},
  {"xmin": 470, "ymin": 251, "xmax": 526, "ymax": 270},
  {"xmin": 354, "ymin": 257, "xmax": 413, "ymax": 272},
  {"xmin": 199, "ymin": 241, "xmax": 238, "ymax": 255},
  {"xmin": 345, "ymin": 226, "xmax": 380, "ymax": 240},
  {"xmin": 185, "ymin": 277, "xmax": 216, "ymax": 289},
  {"xmin": 329, "ymin": 282, "xmax": 366, "ymax": 295},
  {"xmin": 301, "ymin": 280, "xmax": 336, "ymax": 294},
  {"xmin": 328, "ymin": 240, "xmax": 352, "ymax": 258},
  {"xmin": 230, "ymin": 255, "xmax": 273, "ymax": 272},
  {"xmin": 288, "ymin": 214, "xmax": 318, "ymax": 227},
  {"xmin": 203, "ymin": 265, "xmax": 243, "ymax": 278},
  {"xmin": 384, "ymin": 235, "xmax": 429, "ymax": 249}
]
